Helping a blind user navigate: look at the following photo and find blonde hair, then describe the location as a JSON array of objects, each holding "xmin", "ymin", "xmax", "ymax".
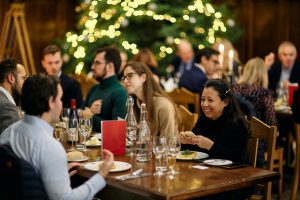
[{"xmin": 238, "ymin": 57, "xmax": 268, "ymax": 88}]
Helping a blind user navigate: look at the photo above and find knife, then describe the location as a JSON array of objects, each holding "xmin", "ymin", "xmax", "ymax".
[{"xmin": 117, "ymin": 172, "xmax": 152, "ymax": 181}]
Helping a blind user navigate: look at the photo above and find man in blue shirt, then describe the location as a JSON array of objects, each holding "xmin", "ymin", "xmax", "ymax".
[{"xmin": 0, "ymin": 74, "xmax": 114, "ymax": 200}]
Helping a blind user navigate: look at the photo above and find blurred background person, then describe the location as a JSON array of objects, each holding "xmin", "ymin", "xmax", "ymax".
[
  {"xmin": 0, "ymin": 59, "xmax": 27, "ymax": 134},
  {"xmin": 171, "ymin": 39, "xmax": 195, "ymax": 79},
  {"xmin": 178, "ymin": 47, "xmax": 220, "ymax": 95},
  {"xmin": 41, "ymin": 44, "xmax": 83, "ymax": 108},
  {"xmin": 266, "ymin": 41, "xmax": 300, "ymax": 97},
  {"xmin": 122, "ymin": 62, "xmax": 178, "ymax": 137},
  {"xmin": 232, "ymin": 57, "xmax": 277, "ymax": 167},
  {"xmin": 117, "ymin": 49, "xmax": 128, "ymax": 80},
  {"xmin": 131, "ymin": 48, "xmax": 160, "ymax": 83}
]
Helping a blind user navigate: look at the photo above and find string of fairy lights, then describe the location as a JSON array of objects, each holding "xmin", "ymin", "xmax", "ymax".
[{"xmin": 64, "ymin": 0, "xmax": 228, "ymax": 74}]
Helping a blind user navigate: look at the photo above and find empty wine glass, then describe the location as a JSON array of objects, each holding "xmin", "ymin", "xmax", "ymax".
[
  {"xmin": 79, "ymin": 118, "xmax": 93, "ymax": 151},
  {"xmin": 68, "ymin": 117, "xmax": 78, "ymax": 151},
  {"xmin": 153, "ymin": 136, "xmax": 167, "ymax": 176},
  {"xmin": 167, "ymin": 136, "xmax": 181, "ymax": 176}
]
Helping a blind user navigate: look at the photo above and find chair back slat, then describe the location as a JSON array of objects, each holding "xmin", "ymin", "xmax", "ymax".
[
  {"xmin": 178, "ymin": 105, "xmax": 198, "ymax": 132},
  {"xmin": 167, "ymin": 88, "xmax": 200, "ymax": 114},
  {"xmin": 248, "ymin": 117, "xmax": 277, "ymax": 200}
]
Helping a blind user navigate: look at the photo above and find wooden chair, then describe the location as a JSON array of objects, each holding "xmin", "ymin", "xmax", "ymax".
[
  {"xmin": 248, "ymin": 117, "xmax": 277, "ymax": 200},
  {"xmin": 167, "ymin": 88, "xmax": 200, "ymax": 114},
  {"xmin": 177, "ymin": 105, "xmax": 198, "ymax": 132},
  {"xmin": 291, "ymin": 123, "xmax": 300, "ymax": 200}
]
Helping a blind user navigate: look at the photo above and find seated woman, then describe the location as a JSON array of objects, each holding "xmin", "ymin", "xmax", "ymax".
[
  {"xmin": 122, "ymin": 62, "xmax": 178, "ymax": 137},
  {"xmin": 180, "ymin": 79, "xmax": 249, "ymax": 163},
  {"xmin": 232, "ymin": 57, "xmax": 277, "ymax": 167}
]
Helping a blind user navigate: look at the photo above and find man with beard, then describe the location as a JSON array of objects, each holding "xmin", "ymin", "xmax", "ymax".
[
  {"xmin": 82, "ymin": 47, "xmax": 128, "ymax": 132},
  {"xmin": 41, "ymin": 45, "xmax": 83, "ymax": 108},
  {"xmin": 0, "ymin": 58, "xmax": 27, "ymax": 134}
]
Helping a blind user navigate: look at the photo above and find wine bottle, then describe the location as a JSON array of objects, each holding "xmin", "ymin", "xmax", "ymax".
[{"xmin": 68, "ymin": 99, "xmax": 79, "ymax": 142}]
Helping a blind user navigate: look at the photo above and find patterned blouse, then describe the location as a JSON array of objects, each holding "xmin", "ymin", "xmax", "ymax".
[{"xmin": 232, "ymin": 83, "xmax": 277, "ymax": 126}]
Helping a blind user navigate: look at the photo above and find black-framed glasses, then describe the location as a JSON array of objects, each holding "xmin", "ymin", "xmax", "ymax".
[
  {"xmin": 14, "ymin": 73, "xmax": 29, "ymax": 81},
  {"xmin": 121, "ymin": 72, "xmax": 138, "ymax": 81}
]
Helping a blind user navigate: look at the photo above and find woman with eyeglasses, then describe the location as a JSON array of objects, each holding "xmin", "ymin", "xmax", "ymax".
[{"xmin": 122, "ymin": 62, "xmax": 178, "ymax": 138}]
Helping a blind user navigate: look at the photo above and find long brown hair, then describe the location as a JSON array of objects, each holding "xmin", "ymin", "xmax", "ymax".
[
  {"xmin": 131, "ymin": 48, "xmax": 158, "ymax": 68},
  {"xmin": 123, "ymin": 62, "xmax": 178, "ymax": 133}
]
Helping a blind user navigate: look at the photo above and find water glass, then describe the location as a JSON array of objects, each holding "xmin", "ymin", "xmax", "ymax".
[
  {"xmin": 167, "ymin": 136, "xmax": 181, "ymax": 175},
  {"xmin": 153, "ymin": 136, "xmax": 167, "ymax": 176}
]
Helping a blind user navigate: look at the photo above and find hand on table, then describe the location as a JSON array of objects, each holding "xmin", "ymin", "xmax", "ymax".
[{"xmin": 99, "ymin": 149, "xmax": 114, "ymax": 178}]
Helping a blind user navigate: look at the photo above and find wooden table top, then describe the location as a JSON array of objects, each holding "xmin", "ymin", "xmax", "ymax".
[{"xmin": 76, "ymin": 150, "xmax": 279, "ymax": 200}]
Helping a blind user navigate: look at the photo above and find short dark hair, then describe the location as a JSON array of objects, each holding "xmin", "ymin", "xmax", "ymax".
[
  {"xmin": 21, "ymin": 74, "xmax": 60, "ymax": 116},
  {"xmin": 42, "ymin": 45, "xmax": 61, "ymax": 59},
  {"xmin": 96, "ymin": 47, "xmax": 121, "ymax": 74},
  {"xmin": 0, "ymin": 58, "xmax": 18, "ymax": 84},
  {"xmin": 195, "ymin": 47, "xmax": 220, "ymax": 63}
]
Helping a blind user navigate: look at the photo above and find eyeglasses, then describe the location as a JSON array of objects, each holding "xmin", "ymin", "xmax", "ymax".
[
  {"xmin": 121, "ymin": 72, "xmax": 138, "ymax": 81},
  {"xmin": 92, "ymin": 60, "xmax": 107, "ymax": 66},
  {"xmin": 15, "ymin": 73, "xmax": 29, "ymax": 81}
]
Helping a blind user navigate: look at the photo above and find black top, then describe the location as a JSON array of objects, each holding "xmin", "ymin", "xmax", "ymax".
[{"xmin": 182, "ymin": 114, "xmax": 249, "ymax": 163}]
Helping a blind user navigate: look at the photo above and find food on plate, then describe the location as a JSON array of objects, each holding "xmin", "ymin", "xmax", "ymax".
[
  {"xmin": 98, "ymin": 161, "xmax": 117, "ymax": 170},
  {"xmin": 67, "ymin": 151, "xmax": 83, "ymax": 161},
  {"xmin": 177, "ymin": 150, "xmax": 197, "ymax": 159},
  {"xmin": 86, "ymin": 136, "xmax": 101, "ymax": 146},
  {"xmin": 180, "ymin": 131, "xmax": 195, "ymax": 139}
]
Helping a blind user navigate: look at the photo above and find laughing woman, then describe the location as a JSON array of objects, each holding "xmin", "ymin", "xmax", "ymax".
[
  {"xmin": 122, "ymin": 62, "xmax": 178, "ymax": 137},
  {"xmin": 180, "ymin": 79, "xmax": 249, "ymax": 163}
]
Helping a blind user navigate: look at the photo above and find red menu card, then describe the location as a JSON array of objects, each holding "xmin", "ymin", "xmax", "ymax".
[
  {"xmin": 101, "ymin": 120, "xmax": 126, "ymax": 155},
  {"xmin": 288, "ymin": 84, "xmax": 299, "ymax": 106}
]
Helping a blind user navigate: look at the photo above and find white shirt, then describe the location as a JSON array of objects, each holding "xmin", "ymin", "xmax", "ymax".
[
  {"xmin": 0, "ymin": 114, "xmax": 105, "ymax": 200},
  {"xmin": 0, "ymin": 86, "xmax": 16, "ymax": 105}
]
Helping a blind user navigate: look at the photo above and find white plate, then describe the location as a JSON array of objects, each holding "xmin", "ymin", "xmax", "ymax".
[
  {"xmin": 203, "ymin": 159, "xmax": 233, "ymax": 166},
  {"xmin": 84, "ymin": 161, "xmax": 132, "ymax": 172},
  {"xmin": 68, "ymin": 156, "xmax": 89, "ymax": 162},
  {"xmin": 176, "ymin": 151, "xmax": 209, "ymax": 160}
]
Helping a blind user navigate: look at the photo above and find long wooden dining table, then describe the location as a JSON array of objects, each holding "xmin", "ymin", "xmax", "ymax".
[{"xmin": 73, "ymin": 148, "xmax": 279, "ymax": 200}]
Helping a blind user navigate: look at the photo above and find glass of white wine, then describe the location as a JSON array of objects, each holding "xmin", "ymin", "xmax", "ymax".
[
  {"xmin": 167, "ymin": 136, "xmax": 181, "ymax": 176},
  {"xmin": 79, "ymin": 118, "xmax": 93, "ymax": 151},
  {"xmin": 53, "ymin": 122, "xmax": 63, "ymax": 141}
]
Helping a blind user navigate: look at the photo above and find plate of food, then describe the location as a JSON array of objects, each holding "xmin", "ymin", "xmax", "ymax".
[
  {"xmin": 85, "ymin": 136, "xmax": 101, "ymax": 147},
  {"xmin": 67, "ymin": 151, "xmax": 89, "ymax": 162},
  {"xmin": 203, "ymin": 159, "xmax": 233, "ymax": 166},
  {"xmin": 84, "ymin": 161, "xmax": 131, "ymax": 172},
  {"xmin": 176, "ymin": 150, "xmax": 209, "ymax": 160}
]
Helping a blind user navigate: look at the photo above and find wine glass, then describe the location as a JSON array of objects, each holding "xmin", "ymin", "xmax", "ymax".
[
  {"xmin": 79, "ymin": 118, "xmax": 93, "ymax": 151},
  {"xmin": 152, "ymin": 136, "xmax": 167, "ymax": 176},
  {"xmin": 68, "ymin": 117, "xmax": 78, "ymax": 151},
  {"xmin": 167, "ymin": 136, "xmax": 181, "ymax": 176},
  {"xmin": 53, "ymin": 122, "xmax": 63, "ymax": 141},
  {"xmin": 61, "ymin": 108, "xmax": 70, "ymax": 128}
]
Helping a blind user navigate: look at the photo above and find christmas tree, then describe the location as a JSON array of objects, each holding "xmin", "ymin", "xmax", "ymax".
[{"xmin": 60, "ymin": 0, "xmax": 242, "ymax": 74}]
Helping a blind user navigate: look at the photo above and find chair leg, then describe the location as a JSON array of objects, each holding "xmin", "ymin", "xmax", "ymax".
[
  {"xmin": 277, "ymin": 148, "xmax": 283, "ymax": 200},
  {"xmin": 291, "ymin": 147, "xmax": 300, "ymax": 200}
]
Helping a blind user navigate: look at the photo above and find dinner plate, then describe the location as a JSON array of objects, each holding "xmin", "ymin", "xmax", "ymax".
[
  {"xmin": 176, "ymin": 151, "xmax": 209, "ymax": 160},
  {"xmin": 84, "ymin": 161, "xmax": 132, "ymax": 172},
  {"xmin": 203, "ymin": 159, "xmax": 233, "ymax": 166},
  {"xmin": 68, "ymin": 156, "xmax": 89, "ymax": 162}
]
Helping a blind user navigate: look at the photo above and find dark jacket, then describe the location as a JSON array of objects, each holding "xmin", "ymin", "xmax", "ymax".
[{"xmin": 60, "ymin": 73, "xmax": 83, "ymax": 108}]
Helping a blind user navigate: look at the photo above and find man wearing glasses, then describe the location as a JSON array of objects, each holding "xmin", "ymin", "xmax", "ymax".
[
  {"xmin": 0, "ymin": 58, "xmax": 27, "ymax": 134},
  {"xmin": 82, "ymin": 47, "xmax": 128, "ymax": 132},
  {"xmin": 179, "ymin": 47, "xmax": 220, "ymax": 95}
]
